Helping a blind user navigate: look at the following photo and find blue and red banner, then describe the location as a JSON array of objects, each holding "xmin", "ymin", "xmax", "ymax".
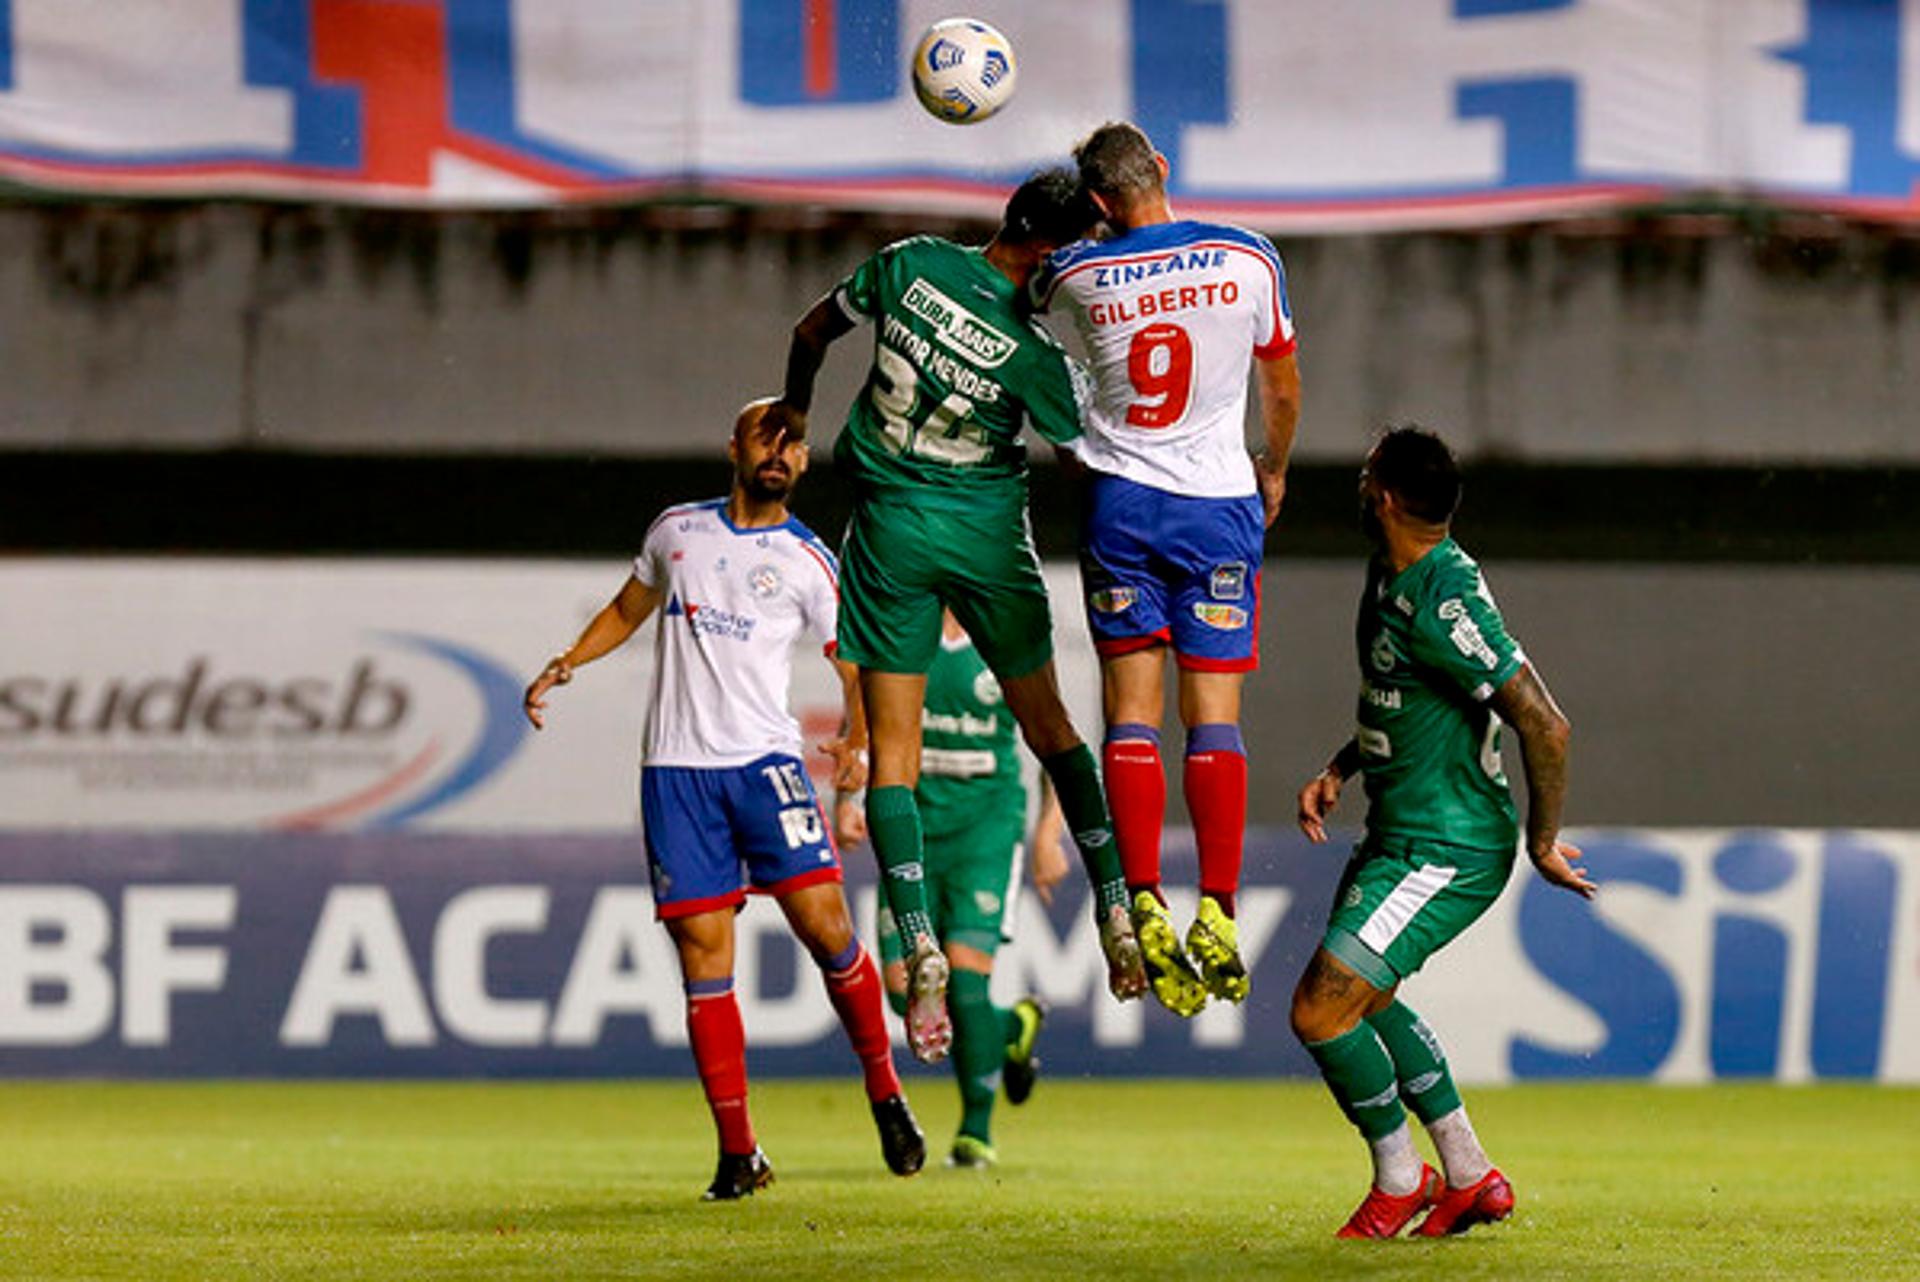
[
  {"xmin": 0, "ymin": 2, "xmax": 1914, "ymax": 229},
  {"xmin": 3, "ymin": 827, "xmax": 1916, "ymax": 1083}
]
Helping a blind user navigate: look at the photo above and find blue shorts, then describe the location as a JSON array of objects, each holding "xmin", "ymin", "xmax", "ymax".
[
  {"xmin": 640, "ymin": 752, "xmax": 842, "ymax": 919},
  {"xmin": 1080, "ymin": 472, "xmax": 1265, "ymax": 671}
]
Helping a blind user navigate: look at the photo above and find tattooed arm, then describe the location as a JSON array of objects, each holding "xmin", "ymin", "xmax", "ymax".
[{"xmin": 1490, "ymin": 663, "xmax": 1595, "ymax": 899}]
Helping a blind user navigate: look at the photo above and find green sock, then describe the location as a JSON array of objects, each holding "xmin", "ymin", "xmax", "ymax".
[
  {"xmin": 1366, "ymin": 1000, "xmax": 1463, "ymax": 1124},
  {"xmin": 1039, "ymin": 745, "xmax": 1128, "ymax": 915},
  {"xmin": 949, "ymin": 969, "xmax": 1001, "ymax": 1143},
  {"xmin": 867, "ymin": 786, "xmax": 934, "ymax": 946},
  {"xmin": 886, "ymin": 989, "xmax": 908, "ymax": 1019},
  {"xmin": 1304, "ymin": 1022, "xmax": 1407, "ymax": 1142}
]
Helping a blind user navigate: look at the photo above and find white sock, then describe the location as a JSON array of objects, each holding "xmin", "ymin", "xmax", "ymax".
[
  {"xmin": 1368, "ymin": 1121, "xmax": 1424, "ymax": 1195},
  {"xmin": 1426, "ymin": 1106, "xmax": 1492, "ymax": 1188}
]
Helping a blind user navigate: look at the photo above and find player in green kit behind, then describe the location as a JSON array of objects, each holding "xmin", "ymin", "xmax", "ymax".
[
  {"xmin": 835, "ymin": 610, "xmax": 1066, "ymax": 1168},
  {"xmin": 772, "ymin": 169, "xmax": 1145, "ymax": 1065},
  {"xmin": 1291, "ymin": 426, "xmax": 1596, "ymax": 1239}
]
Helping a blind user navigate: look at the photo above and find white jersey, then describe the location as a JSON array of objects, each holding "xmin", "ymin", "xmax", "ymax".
[
  {"xmin": 631, "ymin": 498, "xmax": 840, "ymax": 770},
  {"xmin": 1036, "ymin": 220, "xmax": 1296, "ymax": 499}
]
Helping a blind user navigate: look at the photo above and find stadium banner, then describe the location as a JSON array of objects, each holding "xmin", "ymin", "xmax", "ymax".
[
  {"xmin": 0, "ymin": 827, "xmax": 1914, "ymax": 1084},
  {"xmin": 0, "ymin": 2, "xmax": 1914, "ymax": 229}
]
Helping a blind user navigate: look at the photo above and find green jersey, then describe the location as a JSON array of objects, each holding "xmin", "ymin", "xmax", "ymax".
[
  {"xmin": 832, "ymin": 236, "xmax": 1086, "ymax": 510},
  {"xmin": 915, "ymin": 633, "xmax": 1023, "ymax": 836},
  {"xmin": 1353, "ymin": 538, "xmax": 1527, "ymax": 853}
]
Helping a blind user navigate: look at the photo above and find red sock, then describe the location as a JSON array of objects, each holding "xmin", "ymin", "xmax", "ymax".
[
  {"xmin": 685, "ymin": 980, "xmax": 755, "ymax": 1154},
  {"xmin": 1104, "ymin": 725, "xmax": 1165, "ymax": 897},
  {"xmin": 822, "ymin": 943, "xmax": 902, "ymax": 1103},
  {"xmin": 1185, "ymin": 724, "xmax": 1248, "ymax": 914}
]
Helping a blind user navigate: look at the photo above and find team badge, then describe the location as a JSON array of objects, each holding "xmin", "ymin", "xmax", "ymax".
[
  {"xmin": 1209, "ymin": 562, "xmax": 1248, "ymax": 601},
  {"xmin": 1090, "ymin": 587, "xmax": 1137, "ymax": 614},
  {"xmin": 973, "ymin": 669, "xmax": 1003, "ymax": 706},
  {"xmin": 747, "ymin": 563, "xmax": 783, "ymax": 598},
  {"xmin": 1192, "ymin": 602, "xmax": 1247, "ymax": 630},
  {"xmin": 974, "ymin": 890, "xmax": 1002, "ymax": 916},
  {"xmin": 1371, "ymin": 632, "xmax": 1397, "ymax": 673}
]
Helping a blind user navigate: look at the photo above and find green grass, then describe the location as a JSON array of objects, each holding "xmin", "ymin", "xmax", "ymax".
[{"xmin": 0, "ymin": 1080, "xmax": 1912, "ymax": 1280}]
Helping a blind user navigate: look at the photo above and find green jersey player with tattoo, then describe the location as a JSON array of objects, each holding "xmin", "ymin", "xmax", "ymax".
[
  {"xmin": 771, "ymin": 169, "xmax": 1145, "ymax": 1066},
  {"xmin": 1290, "ymin": 426, "xmax": 1596, "ymax": 1239}
]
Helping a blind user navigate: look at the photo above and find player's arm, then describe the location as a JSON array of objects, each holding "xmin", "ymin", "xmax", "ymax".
[
  {"xmin": 1252, "ymin": 350, "xmax": 1302, "ymax": 529},
  {"xmin": 772, "ymin": 295, "xmax": 858, "ymax": 439},
  {"xmin": 523, "ymin": 574, "xmax": 661, "ymax": 729},
  {"xmin": 1489, "ymin": 663, "xmax": 1594, "ymax": 899},
  {"xmin": 1027, "ymin": 774, "xmax": 1069, "ymax": 905},
  {"xmin": 1296, "ymin": 738, "xmax": 1363, "ymax": 843},
  {"xmin": 819, "ymin": 654, "xmax": 869, "ymax": 794}
]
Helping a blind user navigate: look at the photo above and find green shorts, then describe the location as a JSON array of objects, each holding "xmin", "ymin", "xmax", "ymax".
[
  {"xmin": 838, "ymin": 493, "xmax": 1054, "ymax": 679},
  {"xmin": 877, "ymin": 814, "xmax": 1023, "ymax": 961},
  {"xmin": 1321, "ymin": 834, "xmax": 1515, "ymax": 989}
]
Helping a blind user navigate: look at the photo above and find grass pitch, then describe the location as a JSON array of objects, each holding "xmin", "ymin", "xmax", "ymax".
[{"xmin": 0, "ymin": 1080, "xmax": 1910, "ymax": 1280}]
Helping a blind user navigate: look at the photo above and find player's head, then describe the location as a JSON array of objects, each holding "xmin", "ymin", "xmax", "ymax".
[
  {"xmin": 1072, "ymin": 121, "xmax": 1169, "ymax": 223},
  {"xmin": 1000, "ymin": 166, "xmax": 1100, "ymax": 251},
  {"xmin": 730, "ymin": 397, "xmax": 810, "ymax": 504},
  {"xmin": 1361, "ymin": 425, "xmax": 1461, "ymax": 543}
]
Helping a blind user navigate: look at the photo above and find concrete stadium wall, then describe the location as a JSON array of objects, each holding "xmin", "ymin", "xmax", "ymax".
[{"xmin": 1, "ymin": 204, "xmax": 1915, "ymax": 463}]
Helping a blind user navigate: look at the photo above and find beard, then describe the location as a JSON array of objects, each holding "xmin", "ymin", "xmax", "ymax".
[{"xmin": 740, "ymin": 464, "xmax": 792, "ymax": 502}]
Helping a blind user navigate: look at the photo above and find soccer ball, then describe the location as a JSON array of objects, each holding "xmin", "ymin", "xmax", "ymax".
[{"xmin": 911, "ymin": 19, "xmax": 1016, "ymax": 125}]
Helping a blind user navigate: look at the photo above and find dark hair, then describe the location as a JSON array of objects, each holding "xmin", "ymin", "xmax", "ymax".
[
  {"xmin": 1072, "ymin": 121, "xmax": 1163, "ymax": 202},
  {"xmin": 1002, "ymin": 166, "xmax": 1098, "ymax": 248},
  {"xmin": 1369, "ymin": 425, "xmax": 1461, "ymax": 524}
]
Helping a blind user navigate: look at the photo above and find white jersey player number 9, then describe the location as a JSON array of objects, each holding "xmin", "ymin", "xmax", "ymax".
[{"xmin": 1126, "ymin": 323, "xmax": 1195, "ymax": 429}]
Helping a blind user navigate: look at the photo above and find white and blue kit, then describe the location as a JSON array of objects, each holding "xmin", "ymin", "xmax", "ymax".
[
  {"xmin": 1035, "ymin": 220, "xmax": 1297, "ymax": 671},
  {"xmin": 632, "ymin": 498, "xmax": 844, "ymax": 918}
]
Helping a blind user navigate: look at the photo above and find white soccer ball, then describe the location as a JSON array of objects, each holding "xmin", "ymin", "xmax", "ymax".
[{"xmin": 911, "ymin": 18, "xmax": 1017, "ymax": 125}]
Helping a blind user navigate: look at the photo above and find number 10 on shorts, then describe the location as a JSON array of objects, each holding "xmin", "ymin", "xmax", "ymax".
[{"xmin": 762, "ymin": 761, "xmax": 826, "ymax": 850}]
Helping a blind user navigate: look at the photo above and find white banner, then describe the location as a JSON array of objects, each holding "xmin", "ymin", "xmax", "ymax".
[
  {"xmin": 0, "ymin": 2, "xmax": 1911, "ymax": 228},
  {"xmin": 0, "ymin": 558, "xmax": 1098, "ymax": 832}
]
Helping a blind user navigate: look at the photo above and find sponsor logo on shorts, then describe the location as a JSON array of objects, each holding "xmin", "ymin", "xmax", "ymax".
[
  {"xmin": 1344, "ymin": 885, "xmax": 1365, "ymax": 909},
  {"xmin": 1090, "ymin": 587, "xmax": 1137, "ymax": 614},
  {"xmin": 975, "ymin": 890, "xmax": 1002, "ymax": 916},
  {"xmin": 746, "ymin": 563, "xmax": 783, "ymax": 598},
  {"xmin": 1191, "ymin": 602, "xmax": 1247, "ymax": 631},
  {"xmin": 1209, "ymin": 562, "xmax": 1248, "ymax": 601}
]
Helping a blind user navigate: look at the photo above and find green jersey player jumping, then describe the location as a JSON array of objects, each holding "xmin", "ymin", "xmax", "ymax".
[
  {"xmin": 1290, "ymin": 426, "xmax": 1596, "ymax": 1239},
  {"xmin": 771, "ymin": 169, "xmax": 1145, "ymax": 1065}
]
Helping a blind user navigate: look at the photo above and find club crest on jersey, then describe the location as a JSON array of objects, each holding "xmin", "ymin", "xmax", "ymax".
[
  {"xmin": 747, "ymin": 563, "xmax": 783, "ymax": 598},
  {"xmin": 1090, "ymin": 587, "xmax": 1137, "ymax": 614},
  {"xmin": 1209, "ymin": 562, "xmax": 1248, "ymax": 601},
  {"xmin": 973, "ymin": 669, "xmax": 1003, "ymax": 706},
  {"xmin": 1192, "ymin": 602, "xmax": 1247, "ymax": 630},
  {"xmin": 901, "ymin": 277, "xmax": 1017, "ymax": 368},
  {"xmin": 1370, "ymin": 631, "xmax": 1397, "ymax": 673}
]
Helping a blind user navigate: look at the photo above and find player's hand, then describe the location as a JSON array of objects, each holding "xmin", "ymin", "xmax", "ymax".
[
  {"xmin": 818, "ymin": 739, "xmax": 868, "ymax": 792},
  {"xmin": 833, "ymin": 794, "xmax": 868, "ymax": 847},
  {"xmin": 1256, "ymin": 459, "xmax": 1287, "ymax": 528},
  {"xmin": 1531, "ymin": 840, "xmax": 1596, "ymax": 899},
  {"xmin": 765, "ymin": 399, "xmax": 808, "ymax": 445},
  {"xmin": 1296, "ymin": 768, "xmax": 1343, "ymax": 843},
  {"xmin": 522, "ymin": 657, "xmax": 572, "ymax": 730},
  {"xmin": 1029, "ymin": 827, "xmax": 1070, "ymax": 907}
]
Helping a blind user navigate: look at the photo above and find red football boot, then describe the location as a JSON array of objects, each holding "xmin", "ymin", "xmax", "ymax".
[
  {"xmin": 1416, "ymin": 1168, "xmax": 1515, "ymax": 1236},
  {"xmin": 1336, "ymin": 1163, "xmax": 1442, "ymax": 1239}
]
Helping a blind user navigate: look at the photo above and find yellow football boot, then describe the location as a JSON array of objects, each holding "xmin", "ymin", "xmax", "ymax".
[
  {"xmin": 1186, "ymin": 894, "xmax": 1250, "ymax": 1004},
  {"xmin": 1129, "ymin": 890, "xmax": 1208, "ymax": 1017}
]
